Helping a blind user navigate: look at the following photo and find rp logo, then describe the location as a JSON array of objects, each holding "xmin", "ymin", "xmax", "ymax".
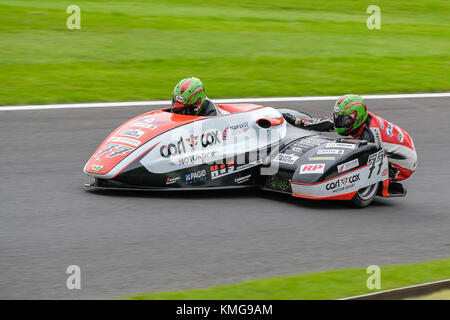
[{"xmin": 300, "ymin": 164, "xmax": 325, "ymax": 174}]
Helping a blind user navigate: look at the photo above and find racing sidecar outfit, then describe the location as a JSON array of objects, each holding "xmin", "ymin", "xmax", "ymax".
[{"xmin": 293, "ymin": 112, "xmax": 417, "ymax": 181}]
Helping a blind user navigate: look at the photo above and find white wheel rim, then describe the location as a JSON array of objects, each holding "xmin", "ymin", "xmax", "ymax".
[{"xmin": 358, "ymin": 183, "xmax": 378, "ymax": 201}]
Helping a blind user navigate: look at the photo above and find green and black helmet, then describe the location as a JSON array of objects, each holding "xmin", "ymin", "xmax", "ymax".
[
  {"xmin": 171, "ymin": 77, "xmax": 206, "ymax": 115},
  {"xmin": 332, "ymin": 94, "xmax": 368, "ymax": 135}
]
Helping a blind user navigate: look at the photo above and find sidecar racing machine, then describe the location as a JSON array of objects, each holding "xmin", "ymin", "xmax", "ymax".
[{"xmin": 84, "ymin": 103, "xmax": 403, "ymax": 207}]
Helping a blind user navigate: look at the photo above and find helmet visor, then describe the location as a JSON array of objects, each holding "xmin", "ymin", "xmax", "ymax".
[{"xmin": 333, "ymin": 113, "xmax": 355, "ymax": 129}]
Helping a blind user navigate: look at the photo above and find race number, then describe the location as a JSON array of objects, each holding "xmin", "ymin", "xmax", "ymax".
[{"xmin": 367, "ymin": 150, "xmax": 384, "ymax": 179}]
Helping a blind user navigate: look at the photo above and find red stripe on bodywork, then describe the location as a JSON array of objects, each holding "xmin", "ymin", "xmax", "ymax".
[
  {"xmin": 382, "ymin": 179, "xmax": 390, "ymax": 197},
  {"xmin": 293, "ymin": 191, "xmax": 357, "ymax": 201},
  {"xmin": 85, "ymin": 110, "xmax": 205, "ymax": 176},
  {"xmin": 217, "ymin": 104, "xmax": 265, "ymax": 113}
]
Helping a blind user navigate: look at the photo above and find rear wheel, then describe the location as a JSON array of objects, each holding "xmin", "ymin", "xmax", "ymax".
[{"xmin": 350, "ymin": 183, "xmax": 379, "ymax": 208}]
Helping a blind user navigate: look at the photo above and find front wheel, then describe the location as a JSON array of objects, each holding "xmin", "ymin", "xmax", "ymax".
[{"xmin": 350, "ymin": 183, "xmax": 379, "ymax": 208}]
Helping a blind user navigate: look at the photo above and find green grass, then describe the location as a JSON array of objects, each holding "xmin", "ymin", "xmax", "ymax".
[
  {"xmin": 125, "ymin": 258, "xmax": 450, "ymax": 300},
  {"xmin": 1, "ymin": 0, "xmax": 449, "ymax": 105}
]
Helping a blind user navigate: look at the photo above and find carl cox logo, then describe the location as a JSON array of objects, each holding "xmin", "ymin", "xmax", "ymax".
[
  {"xmin": 160, "ymin": 130, "xmax": 220, "ymax": 158},
  {"xmin": 326, "ymin": 174, "xmax": 360, "ymax": 190}
]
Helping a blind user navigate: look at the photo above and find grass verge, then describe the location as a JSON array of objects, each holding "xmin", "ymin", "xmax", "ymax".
[
  {"xmin": 1, "ymin": 0, "xmax": 449, "ymax": 105},
  {"xmin": 125, "ymin": 258, "xmax": 450, "ymax": 300}
]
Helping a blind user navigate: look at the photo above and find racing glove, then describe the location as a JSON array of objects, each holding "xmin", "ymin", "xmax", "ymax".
[
  {"xmin": 282, "ymin": 113, "xmax": 298, "ymax": 126},
  {"xmin": 302, "ymin": 117, "xmax": 335, "ymax": 132},
  {"xmin": 388, "ymin": 164, "xmax": 399, "ymax": 180}
]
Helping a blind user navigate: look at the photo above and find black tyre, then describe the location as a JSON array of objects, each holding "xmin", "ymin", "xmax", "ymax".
[{"xmin": 350, "ymin": 183, "xmax": 379, "ymax": 208}]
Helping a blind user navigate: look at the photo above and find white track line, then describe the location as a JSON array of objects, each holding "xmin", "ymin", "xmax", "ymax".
[
  {"xmin": 1, "ymin": 92, "xmax": 449, "ymax": 111},
  {"xmin": 339, "ymin": 279, "xmax": 450, "ymax": 300}
]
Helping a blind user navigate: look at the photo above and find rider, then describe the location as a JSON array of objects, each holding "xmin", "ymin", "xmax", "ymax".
[
  {"xmin": 171, "ymin": 77, "xmax": 221, "ymax": 116},
  {"xmin": 283, "ymin": 94, "xmax": 417, "ymax": 183}
]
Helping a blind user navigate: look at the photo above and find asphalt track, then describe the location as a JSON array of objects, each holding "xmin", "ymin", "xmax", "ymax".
[{"xmin": 1, "ymin": 97, "xmax": 449, "ymax": 299}]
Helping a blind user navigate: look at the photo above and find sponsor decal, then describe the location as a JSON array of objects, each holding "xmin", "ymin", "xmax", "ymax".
[
  {"xmin": 292, "ymin": 143, "xmax": 314, "ymax": 151},
  {"xmin": 141, "ymin": 118, "xmax": 163, "ymax": 124},
  {"xmin": 234, "ymin": 174, "xmax": 251, "ymax": 184},
  {"xmin": 222, "ymin": 126, "xmax": 229, "ymax": 141},
  {"xmin": 274, "ymin": 153, "xmax": 299, "ymax": 165},
  {"xmin": 120, "ymin": 129, "xmax": 145, "ymax": 139},
  {"xmin": 325, "ymin": 143, "xmax": 356, "ymax": 149},
  {"xmin": 175, "ymin": 151, "xmax": 217, "ymax": 166},
  {"xmin": 185, "ymin": 134, "xmax": 200, "ymax": 150},
  {"xmin": 185, "ymin": 170, "xmax": 207, "ymax": 184},
  {"xmin": 317, "ymin": 149, "xmax": 344, "ymax": 155},
  {"xmin": 166, "ymin": 176, "xmax": 180, "ymax": 185},
  {"xmin": 367, "ymin": 149, "xmax": 385, "ymax": 179},
  {"xmin": 95, "ymin": 144, "xmax": 133, "ymax": 158},
  {"xmin": 382, "ymin": 168, "xmax": 388, "ymax": 177},
  {"xmin": 211, "ymin": 161, "xmax": 235, "ymax": 179},
  {"xmin": 292, "ymin": 147, "xmax": 303, "ymax": 153},
  {"xmin": 339, "ymin": 139, "xmax": 360, "ymax": 144},
  {"xmin": 300, "ymin": 163, "xmax": 325, "ymax": 174},
  {"xmin": 131, "ymin": 118, "xmax": 163, "ymax": 129},
  {"xmin": 210, "ymin": 160, "xmax": 260, "ymax": 180},
  {"xmin": 230, "ymin": 121, "xmax": 249, "ymax": 132},
  {"xmin": 326, "ymin": 173, "xmax": 360, "ymax": 192},
  {"xmin": 298, "ymin": 141, "xmax": 317, "ymax": 148},
  {"xmin": 175, "ymin": 95, "xmax": 185, "ymax": 102},
  {"xmin": 108, "ymin": 136, "xmax": 141, "ymax": 147},
  {"xmin": 132, "ymin": 122, "xmax": 158, "ymax": 130},
  {"xmin": 194, "ymin": 131, "xmax": 220, "ymax": 148},
  {"xmin": 337, "ymin": 158, "xmax": 359, "ymax": 173},
  {"xmin": 291, "ymin": 138, "xmax": 329, "ymax": 150},
  {"xmin": 222, "ymin": 122, "xmax": 249, "ymax": 141},
  {"xmin": 235, "ymin": 160, "xmax": 261, "ymax": 171},
  {"xmin": 160, "ymin": 130, "xmax": 221, "ymax": 158},
  {"xmin": 370, "ymin": 127, "xmax": 383, "ymax": 147},
  {"xmin": 309, "ymin": 156, "xmax": 335, "ymax": 161},
  {"xmin": 378, "ymin": 117, "xmax": 385, "ymax": 129},
  {"xmin": 386, "ymin": 123, "xmax": 393, "ymax": 137},
  {"xmin": 91, "ymin": 164, "xmax": 104, "ymax": 172},
  {"xmin": 397, "ymin": 127, "xmax": 404, "ymax": 143},
  {"xmin": 297, "ymin": 137, "xmax": 327, "ymax": 147}
]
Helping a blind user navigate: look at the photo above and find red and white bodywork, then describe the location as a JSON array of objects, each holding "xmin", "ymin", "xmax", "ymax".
[{"xmin": 84, "ymin": 104, "xmax": 404, "ymax": 207}]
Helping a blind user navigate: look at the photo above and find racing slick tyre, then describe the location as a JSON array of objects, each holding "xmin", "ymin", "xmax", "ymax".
[{"xmin": 350, "ymin": 183, "xmax": 379, "ymax": 208}]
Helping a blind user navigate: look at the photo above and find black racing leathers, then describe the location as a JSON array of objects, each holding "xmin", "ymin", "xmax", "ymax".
[
  {"xmin": 175, "ymin": 98, "xmax": 220, "ymax": 116},
  {"xmin": 289, "ymin": 114, "xmax": 376, "ymax": 143},
  {"xmin": 197, "ymin": 98, "xmax": 220, "ymax": 116}
]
